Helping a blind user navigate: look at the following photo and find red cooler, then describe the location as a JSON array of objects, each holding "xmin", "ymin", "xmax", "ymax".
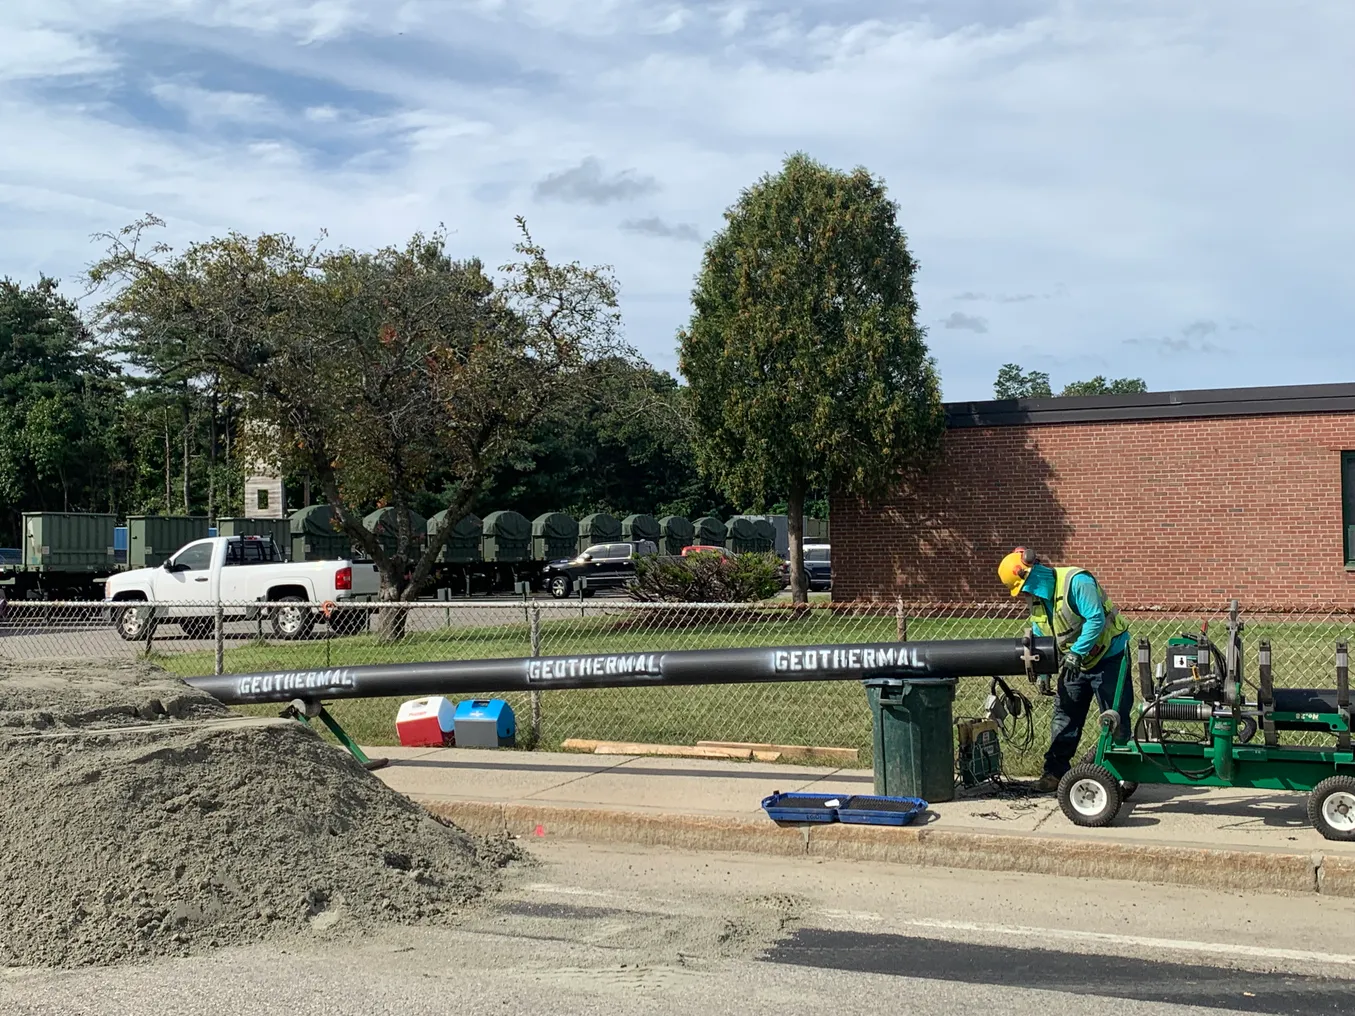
[{"xmin": 395, "ymin": 696, "xmax": 455, "ymax": 748}]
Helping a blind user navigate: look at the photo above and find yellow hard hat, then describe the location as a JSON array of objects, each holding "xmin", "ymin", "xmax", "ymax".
[{"xmin": 998, "ymin": 547, "xmax": 1035, "ymax": 597}]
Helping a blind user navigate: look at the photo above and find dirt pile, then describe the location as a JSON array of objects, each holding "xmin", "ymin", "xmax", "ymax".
[{"xmin": 0, "ymin": 659, "xmax": 522, "ymax": 967}]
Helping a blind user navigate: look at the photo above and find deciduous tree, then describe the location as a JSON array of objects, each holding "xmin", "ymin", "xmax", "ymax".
[
  {"xmin": 0, "ymin": 277, "xmax": 124, "ymax": 542},
  {"xmin": 678, "ymin": 153, "xmax": 946, "ymax": 604},
  {"xmin": 89, "ymin": 216, "xmax": 627, "ymax": 634},
  {"xmin": 994, "ymin": 363, "xmax": 1146, "ymax": 399}
]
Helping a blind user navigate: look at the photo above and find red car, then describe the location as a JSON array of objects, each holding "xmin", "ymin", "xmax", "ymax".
[{"xmin": 681, "ymin": 544, "xmax": 731, "ymax": 559}]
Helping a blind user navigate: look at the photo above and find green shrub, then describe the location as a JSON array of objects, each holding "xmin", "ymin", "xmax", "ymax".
[{"xmin": 629, "ymin": 550, "xmax": 783, "ymax": 602}]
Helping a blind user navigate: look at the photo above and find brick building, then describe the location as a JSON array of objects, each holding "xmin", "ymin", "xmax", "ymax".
[{"xmin": 829, "ymin": 383, "xmax": 1355, "ymax": 608}]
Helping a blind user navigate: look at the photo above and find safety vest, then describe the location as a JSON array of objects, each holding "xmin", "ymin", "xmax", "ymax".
[{"xmin": 1029, "ymin": 567, "xmax": 1128, "ymax": 668}]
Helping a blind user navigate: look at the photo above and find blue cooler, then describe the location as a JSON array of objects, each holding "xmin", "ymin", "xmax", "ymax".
[{"xmin": 452, "ymin": 699, "xmax": 516, "ymax": 748}]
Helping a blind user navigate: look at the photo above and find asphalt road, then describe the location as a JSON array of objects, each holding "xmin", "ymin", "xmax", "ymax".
[
  {"xmin": 0, "ymin": 596, "xmax": 634, "ymax": 661},
  {"xmin": 3, "ymin": 841, "xmax": 1355, "ymax": 1015}
]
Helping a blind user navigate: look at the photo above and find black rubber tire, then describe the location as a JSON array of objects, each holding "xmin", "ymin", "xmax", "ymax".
[
  {"xmin": 1308, "ymin": 775, "xmax": 1355, "ymax": 842},
  {"xmin": 1082, "ymin": 748, "xmax": 1137, "ymax": 800},
  {"xmin": 179, "ymin": 617, "xmax": 214, "ymax": 641},
  {"xmin": 113, "ymin": 601, "xmax": 155, "ymax": 642},
  {"xmin": 1058, "ymin": 763, "xmax": 1123, "ymax": 829},
  {"xmin": 269, "ymin": 595, "xmax": 315, "ymax": 640},
  {"xmin": 548, "ymin": 575, "xmax": 571, "ymax": 599}
]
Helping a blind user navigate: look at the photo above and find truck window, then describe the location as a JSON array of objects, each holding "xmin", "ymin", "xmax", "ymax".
[
  {"xmin": 805, "ymin": 548, "xmax": 830, "ymax": 562},
  {"xmin": 226, "ymin": 539, "xmax": 279, "ymax": 565},
  {"xmin": 173, "ymin": 542, "xmax": 214, "ymax": 572}
]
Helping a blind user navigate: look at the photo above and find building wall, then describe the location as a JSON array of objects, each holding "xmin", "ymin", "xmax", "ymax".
[
  {"xmin": 830, "ymin": 412, "xmax": 1355, "ymax": 607},
  {"xmin": 244, "ymin": 477, "xmax": 285, "ymax": 520}
]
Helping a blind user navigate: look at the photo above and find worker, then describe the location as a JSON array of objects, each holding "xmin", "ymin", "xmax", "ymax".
[{"xmin": 998, "ymin": 547, "xmax": 1132, "ymax": 793}]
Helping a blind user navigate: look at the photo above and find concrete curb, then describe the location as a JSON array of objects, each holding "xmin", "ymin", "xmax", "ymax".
[{"xmin": 423, "ymin": 798, "xmax": 1355, "ymax": 899}]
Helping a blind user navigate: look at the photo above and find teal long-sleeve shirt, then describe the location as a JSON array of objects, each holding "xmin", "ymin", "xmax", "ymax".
[{"xmin": 1023, "ymin": 564, "xmax": 1129, "ymax": 660}]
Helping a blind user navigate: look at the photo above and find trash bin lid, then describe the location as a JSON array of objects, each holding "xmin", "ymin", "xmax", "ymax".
[{"xmin": 861, "ymin": 676, "xmax": 958, "ymax": 687}]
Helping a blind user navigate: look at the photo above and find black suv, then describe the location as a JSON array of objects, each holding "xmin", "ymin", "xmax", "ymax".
[{"xmin": 541, "ymin": 541, "xmax": 659, "ymax": 598}]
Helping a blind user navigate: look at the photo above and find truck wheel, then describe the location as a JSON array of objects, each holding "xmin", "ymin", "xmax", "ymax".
[
  {"xmin": 179, "ymin": 618, "xmax": 213, "ymax": 641},
  {"xmin": 1058, "ymin": 763, "xmax": 1123, "ymax": 829},
  {"xmin": 548, "ymin": 575, "xmax": 571, "ymax": 599},
  {"xmin": 1309, "ymin": 775, "xmax": 1355, "ymax": 842},
  {"xmin": 113, "ymin": 602, "xmax": 155, "ymax": 642},
  {"xmin": 269, "ymin": 596, "xmax": 315, "ymax": 640}
]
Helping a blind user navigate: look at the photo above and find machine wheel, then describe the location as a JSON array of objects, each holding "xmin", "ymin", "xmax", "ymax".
[
  {"xmin": 1308, "ymin": 776, "xmax": 1355, "ymax": 842},
  {"xmin": 179, "ymin": 617, "xmax": 214, "ymax": 641},
  {"xmin": 113, "ymin": 601, "xmax": 155, "ymax": 642},
  {"xmin": 1058, "ymin": 764, "xmax": 1123, "ymax": 829},
  {"xmin": 1082, "ymin": 749, "xmax": 1138, "ymax": 800},
  {"xmin": 269, "ymin": 596, "xmax": 315, "ymax": 640},
  {"xmin": 548, "ymin": 574, "xmax": 571, "ymax": 599}
]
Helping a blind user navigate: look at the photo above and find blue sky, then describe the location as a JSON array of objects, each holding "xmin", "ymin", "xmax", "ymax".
[{"xmin": 1, "ymin": 1, "xmax": 1350, "ymax": 402}]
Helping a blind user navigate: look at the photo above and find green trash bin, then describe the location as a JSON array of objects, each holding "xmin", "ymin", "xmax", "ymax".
[{"xmin": 864, "ymin": 677, "xmax": 957, "ymax": 803}]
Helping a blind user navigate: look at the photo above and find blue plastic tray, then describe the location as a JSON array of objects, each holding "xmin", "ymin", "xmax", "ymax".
[
  {"xmin": 760, "ymin": 791, "xmax": 844, "ymax": 823},
  {"xmin": 836, "ymin": 794, "xmax": 927, "ymax": 826}
]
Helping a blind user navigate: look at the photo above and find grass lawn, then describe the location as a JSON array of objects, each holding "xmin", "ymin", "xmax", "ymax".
[{"xmin": 156, "ymin": 607, "xmax": 1355, "ymax": 776}]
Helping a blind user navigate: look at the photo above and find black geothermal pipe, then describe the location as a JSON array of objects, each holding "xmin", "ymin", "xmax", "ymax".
[{"xmin": 183, "ymin": 636, "xmax": 1058, "ymax": 706}]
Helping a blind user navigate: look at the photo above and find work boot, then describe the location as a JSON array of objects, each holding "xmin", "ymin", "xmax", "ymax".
[{"xmin": 1034, "ymin": 772, "xmax": 1060, "ymax": 793}]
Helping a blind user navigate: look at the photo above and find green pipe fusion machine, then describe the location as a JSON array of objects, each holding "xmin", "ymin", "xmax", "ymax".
[{"xmin": 1058, "ymin": 600, "xmax": 1355, "ymax": 841}]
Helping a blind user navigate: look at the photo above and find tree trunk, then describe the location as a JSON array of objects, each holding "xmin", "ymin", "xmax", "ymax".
[
  {"xmin": 223, "ymin": 400, "xmax": 233, "ymax": 512},
  {"xmin": 181, "ymin": 400, "xmax": 191, "ymax": 515},
  {"xmin": 163, "ymin": 411, "xmax": 172, "ymax": 513},
  {"xmin": 207, "ymin": 387, "xmax": 218, "ymax": 521},
  {"xmin": 377, "ymin": 584, "xmax": 409, "ymax": 642},
  {"xmin": 787, "ymin": 487, "xmax": 807, "ymax": 605}
]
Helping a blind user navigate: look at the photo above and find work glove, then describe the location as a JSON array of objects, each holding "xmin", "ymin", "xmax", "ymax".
[{"xmin": 1059, "ymin": 650, "xmax": 1084, "ymax": 684}]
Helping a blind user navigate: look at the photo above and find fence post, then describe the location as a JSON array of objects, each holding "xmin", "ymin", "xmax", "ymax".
[
  {"xmin": 214, "ymin": 599, "xmax": 225, "ymax": 676},
  {"xmin": 529, "ymin": 604, "xmax": 542, "ymax": 748},
  {"xmin": 142, "ymin": 603, "xmax": 155, "ymax": 658},
  {"xmin": 895, "ymin": 597, "xmax": 907, "ymax": 641}
]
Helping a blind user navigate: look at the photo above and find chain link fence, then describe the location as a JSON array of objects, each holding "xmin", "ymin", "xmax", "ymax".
[{"xmin": 2, "ymin": 596, "xmax": 1352, "ymax": 774}]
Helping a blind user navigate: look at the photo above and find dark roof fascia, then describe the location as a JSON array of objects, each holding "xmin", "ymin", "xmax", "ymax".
[{"xmin": 946, "ymin": 382, "xmax": 1355, "ymax": 428}]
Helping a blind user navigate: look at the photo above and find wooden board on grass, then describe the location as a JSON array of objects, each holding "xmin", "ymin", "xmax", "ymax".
[
  {"xmin": 696, "ymin": 740, "xmax": 858, "ymax": 763},
  {"xmin": 563, "ymin": 738, "xmax": 781, "ymax": 762}
]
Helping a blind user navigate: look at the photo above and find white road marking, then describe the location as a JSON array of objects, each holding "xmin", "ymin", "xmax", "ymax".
[
  {"xmin": 891, "ymin": 918, "xmax": 1355, "ymax": 966},
  {"xmin": 522, "ymin": 885, "xmax": 1355, "ymax": 967},
  {"xmin": 524, "ymin": 883, "xmax": 620, "ymax": 899},
  {"xmin": 813, "ymin": 909, "xmax": 883, "ymax": 922}
]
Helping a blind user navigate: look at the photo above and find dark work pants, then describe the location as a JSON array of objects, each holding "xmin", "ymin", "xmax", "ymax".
[{"xmin": 1043, "ymin": 647, "xmax": 1132, "ymax": 778}]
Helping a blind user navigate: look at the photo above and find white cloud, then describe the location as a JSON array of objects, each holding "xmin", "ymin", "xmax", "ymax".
[
  {"xmin": 149, "ymin": 81, "xmax": 281, "ymax": 125},
  {"xmin": 0, "ymin": 1, "xmax": 1350, "ymax": 394},
  {"xmin": 0, "ymin": 27, "xmax": 113, "ymax": 81}
]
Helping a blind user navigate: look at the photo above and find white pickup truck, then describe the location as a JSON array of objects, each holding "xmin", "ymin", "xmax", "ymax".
[{"xmin": 103, "ymin": 534, "xmax": 379, "ymax": 641}]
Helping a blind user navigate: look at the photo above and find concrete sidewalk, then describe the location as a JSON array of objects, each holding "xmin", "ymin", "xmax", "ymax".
[{"xmin": 368, "ymin": 745, "xmax": 1355, "ymax": 898}]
